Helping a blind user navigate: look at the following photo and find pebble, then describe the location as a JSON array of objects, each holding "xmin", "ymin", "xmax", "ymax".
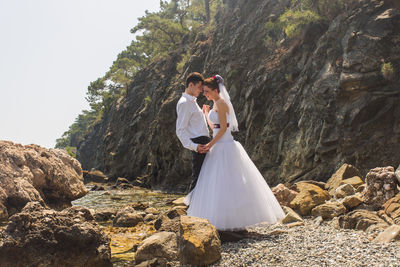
[{"xmin": 208, "ymin": 219, "xmax": 400, "ymax": 266}]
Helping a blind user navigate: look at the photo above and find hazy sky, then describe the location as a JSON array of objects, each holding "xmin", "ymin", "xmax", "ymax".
[{"xmin": 0, "ymin": 0, "xmax": 160, "ymax": 148}]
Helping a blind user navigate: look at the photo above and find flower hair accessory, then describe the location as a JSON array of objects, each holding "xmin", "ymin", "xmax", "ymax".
[{"xmin": 213, "ymin": 75, "xmax": 224, "ymax": 85}]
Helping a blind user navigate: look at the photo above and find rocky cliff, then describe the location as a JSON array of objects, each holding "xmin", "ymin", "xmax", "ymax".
[{"xmin": 77, "ymin": 0, "xmax": 400, "ymax": 192}]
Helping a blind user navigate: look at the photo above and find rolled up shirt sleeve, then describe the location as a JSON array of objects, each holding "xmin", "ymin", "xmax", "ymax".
[{"xmin": 176, "ymin": 102, "xmax": 198, "ymax": 152}]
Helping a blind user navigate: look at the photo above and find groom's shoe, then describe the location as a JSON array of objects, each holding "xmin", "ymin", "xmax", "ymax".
[{"xmin": 218, "ymin": 230, "xmax": 247, "ymax": 243}]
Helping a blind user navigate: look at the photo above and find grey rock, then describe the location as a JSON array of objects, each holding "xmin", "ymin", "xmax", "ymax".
[{"xmin": 0, "ymin": 202, "xmax": 111, "ymax": 267}]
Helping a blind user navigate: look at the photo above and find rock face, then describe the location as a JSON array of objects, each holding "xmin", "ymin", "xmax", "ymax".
[
  {"xmin": 0, "ymin": 202, "xmax": 112, "ymax": 267},
  {"xmin": 0, "ymin": 141, "xmax": 87, "ymax": 218},
  {"xmin": 77, "ymin": 0, "xmax": 400, "ymax": 191},
  {"xmin": 362, "ymin": 166, "xmax": 399, "ymax": 206},
  {"xmin": 178, "ymin": 216, "xmax": 221, "ymax": 266}
]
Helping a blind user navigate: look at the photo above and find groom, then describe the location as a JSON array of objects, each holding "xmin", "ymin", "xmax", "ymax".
[{"xmin": 176, "ymin": 72, "xmax": 210, "ymax": 192}]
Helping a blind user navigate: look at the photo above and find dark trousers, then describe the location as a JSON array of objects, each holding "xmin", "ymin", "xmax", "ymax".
[{"xmin": 188, "ymin": 136, "xmax": 211, "ymax": 192}]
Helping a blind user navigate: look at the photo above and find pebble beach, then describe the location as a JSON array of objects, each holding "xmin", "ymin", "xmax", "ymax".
[{"xmin": 210, "ymin": 219, "xmax": 400, "ymax": 266}]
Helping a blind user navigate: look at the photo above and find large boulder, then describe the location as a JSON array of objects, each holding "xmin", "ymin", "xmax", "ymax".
[
  {"xmin": 0, "ymin": 202, "xmax": 111, "ymax": 266},
  {"xmin": 272, "ymin": 184, "xmax": 298, "ymax": 206},
  {"xmin": 338, "ymin": 209, "xmax": 388, "ymax": 231},
  {"xmin": 289, "ymin": 183, "xmax": 331, "ymax": 215},
  {"xmin": 135, "ymin": 231, "xmax": 178, "ymax": 264},
  {"xmin": 325, "ymin": 164, "xmax": 362, "ymax": 195},
  {"xmin": 362, "ymin": 166, "xmax": 399, "ymax": 207},
  {"xmin": 178, "ymin": 216, "xmax": 221, "ymax": 266},
  {"xmin": 0, "ymin": 141, "xmax": 87, "ymax": 218}
]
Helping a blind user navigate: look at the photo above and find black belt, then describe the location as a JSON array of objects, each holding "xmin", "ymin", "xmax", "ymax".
[{"xmin": 213, "ymin": 123, "xmax": 229, "ymax": 129}]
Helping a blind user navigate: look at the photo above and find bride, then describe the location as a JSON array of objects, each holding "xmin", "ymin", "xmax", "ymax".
[{"xmin": 184, "ymin": 75, "xmax": 285, "ymax": 231}]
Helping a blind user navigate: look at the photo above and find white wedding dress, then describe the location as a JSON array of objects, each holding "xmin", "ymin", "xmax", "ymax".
[{"xmin": 185, "ymin": 110, "xmax": 285, "ymax": 231}]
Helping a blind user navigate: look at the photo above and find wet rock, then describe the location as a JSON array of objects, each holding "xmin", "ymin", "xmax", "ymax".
[
  {"xmin": 272, "ymin": 184, "xmax": 298, "ymax": 206},
  {"xmin": 144, "ymin": 214, "xmax": 157, "ymax": 222},
  {"xmin": 281, "ymin": 206, "xmax": 303, "ymax": 224},
  {"xmin": 0, "ymin": 141, "xmax": 87, "ymax": 219},
  {"xmin": 338, "ymin": 209, "xmax": 388, "ymax": 231},
  {"xmin": 166, "ymin": 206, "xmax": 187, "ymax": 219},
  {"xmin": 130, "ymin": 202, "xmax": 150, "ymax": 211},
  {"xmin": 145, "ymin": 207, "xmax": 159, "ymax": 215},
  {"xmin": 334, "ymin": 184, "xmax": 356, "ymax": 199},
  {"xmin": 172, "ymin": 197, "xmax": 186, "ymax": 206},
  {"xmin": 135, "ymin": 232, "xmax": 178, "ymax": 264},
  {"xmin": 362, "ymin": 166, "xmax": 399, "ymax": 206},
  {"xmin": 0, "ymin": 202, "xmax": 111, "ymax": 266},
  {"xmin": 178, "ymin": 216, "xmax": 221, "ymax": 266},
  {"xmin": 83, "ymin": 170, "xmax": 108, "ymax": 183},
  {"xmin": 311, "ymin": 202, "xmax": 347, "ymax": 219},
  {"xmin": 342, "ymin": 195, "xmax": 363, "ymax": 210},
  {"xmin": 91, "ymin": 184, "xmax": 105, "ymax": 191},
  {"xmin": 289, "ymin": 183, "xmax": 330, "ymax": 215},
  {"xmin": 113, "ymin": 206, "xmax": 143, "ymax": 227},
  {"xmin": 111, "ymin": 178, "xmax": 134, "ymax": 190},
  {"xmin": 325, "ymin": 164, "xmax": 362, "ymax": 195},
  {"xmin": 93, "ymin": 208, "xmax": 116, "ymax": 222}
]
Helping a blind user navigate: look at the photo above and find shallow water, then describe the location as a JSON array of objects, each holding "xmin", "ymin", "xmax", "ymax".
[
  {"xmin": 72, "ymin": 185, "xmax": 183, "ymax": 212},
  {"xmin": 72, "ymin": 184, "xmax": 184, "ymax": 266}
]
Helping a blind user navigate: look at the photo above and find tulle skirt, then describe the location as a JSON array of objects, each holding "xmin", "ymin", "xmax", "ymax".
[{"xmin": 185, "ymin": 139, "xmax": 285, "ymax": 231}]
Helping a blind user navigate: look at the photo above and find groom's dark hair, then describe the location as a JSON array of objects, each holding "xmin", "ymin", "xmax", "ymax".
[{"xmin": 186, "ymin": 72, "xmax": 204, "ymax": 87}]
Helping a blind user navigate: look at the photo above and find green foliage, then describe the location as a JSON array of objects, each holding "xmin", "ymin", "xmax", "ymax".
[
  {"xmin": 144, "ymin": 95, "xmax": 152, "ymax": 104},
  {"xmin": 381, "ymin": 62, "xmax": 395, "ymax": 81},
  {"xmin": 265, "ymin": 0, "xmax": 351, "ymax": 46},
  {"xmin": 177, "ymin": 49, "xmax": 191, "ymax": 73},
  {"xmin": 64, "ymin": 146, "xmax": 77, "ymax": 158},
  {"xmin": 279, "ymin": 9, "xmax": 321, "ymax": 38}
]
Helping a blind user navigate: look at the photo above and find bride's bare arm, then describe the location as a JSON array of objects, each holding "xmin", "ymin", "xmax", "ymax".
[
  {"xmin": 207, "ymin": 100, "xmax": 229, "ymax": 148},
  {"xmin": 202, "ymin": 105, "xmax": 214, "ymax": 130}
]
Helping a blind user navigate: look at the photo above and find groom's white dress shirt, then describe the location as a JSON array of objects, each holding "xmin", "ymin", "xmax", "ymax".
[{"xmin": 176, "ymin": 93, "xmax": 209, "ymax": 152}]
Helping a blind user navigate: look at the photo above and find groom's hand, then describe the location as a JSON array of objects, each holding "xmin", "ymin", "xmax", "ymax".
[{"xmin": 197, "ymin": 144, "xmax": 209, "ymax": 154}]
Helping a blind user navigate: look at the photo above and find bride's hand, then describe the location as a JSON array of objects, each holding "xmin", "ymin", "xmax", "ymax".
[
  {"xmin": 202, "ymin": 104, "xmax": 210, "ymax": 114},
  {"xmin": 205, "ymin": 143, "xmax": 213, "ymax": 150}
]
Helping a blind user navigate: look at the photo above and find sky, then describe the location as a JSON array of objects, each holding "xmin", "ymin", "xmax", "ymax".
[{"xmin": 0, "ymin": 0, "xmax": 160, "ymax": 148}]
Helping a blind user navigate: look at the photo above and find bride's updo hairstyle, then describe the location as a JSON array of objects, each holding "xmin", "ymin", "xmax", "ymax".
[{"xmin": 204, "ymin": 75, "xmax": 223, "ymax": 93}]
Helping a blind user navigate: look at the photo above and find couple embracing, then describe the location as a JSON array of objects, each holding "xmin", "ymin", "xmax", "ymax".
[{"xmin": 176, "ymin": 72, "xmax": 284, "ymax": 231}]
